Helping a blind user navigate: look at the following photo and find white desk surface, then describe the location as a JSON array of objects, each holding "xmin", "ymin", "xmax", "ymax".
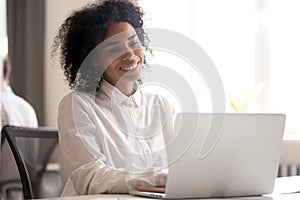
[{"xmin": 36, "ymin": 176, "xmax": 300, "ymax": 200}]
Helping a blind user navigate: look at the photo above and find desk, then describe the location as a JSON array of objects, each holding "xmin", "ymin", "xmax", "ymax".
[
  {"xmin": 36, "ymin": 176, "xmax": 300, "ymax": 200},
  {"xmin": 35, "ymin": 193, "xmax": 300, "ymax": 200}
]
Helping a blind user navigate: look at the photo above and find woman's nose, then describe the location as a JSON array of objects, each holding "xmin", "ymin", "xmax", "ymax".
[{"xmin": 122, "ymin": 51, "xmax": 135, "ymax": 62}]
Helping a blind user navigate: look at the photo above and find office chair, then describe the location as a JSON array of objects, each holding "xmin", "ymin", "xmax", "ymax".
[
  {"xmin": 0, "ymin": 130, "xmax": 23, "ymax": 200},
  {"xmin": 2, "ymin": 126, "xmax": 60, "ymax": 199}
]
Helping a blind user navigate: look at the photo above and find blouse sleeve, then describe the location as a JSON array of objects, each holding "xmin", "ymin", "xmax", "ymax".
[
  {"xmin": 57, "ymin": 92, "xmax": 168, "ymax": 195},
  {"xmin": 58, "ymin": 93, "xmax": 128, "ymax": 194}
]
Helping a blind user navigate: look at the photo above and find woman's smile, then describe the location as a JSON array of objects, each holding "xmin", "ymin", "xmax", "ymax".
[{"xmin": 118, "ymin": 55, "xmax": 141, "ymax": 71}]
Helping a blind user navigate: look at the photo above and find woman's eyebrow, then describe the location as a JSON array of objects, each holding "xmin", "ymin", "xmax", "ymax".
[
  {"xmin": 104, "ymin": 41, "xmax": 118, "ymax": 48},
  {"xmin": 104, "ymin": 34, "xmax": 137, "ymax": 48},
  {"xmin": 128, "ymin": 34, "xmax": 137, "ymax": 40}
]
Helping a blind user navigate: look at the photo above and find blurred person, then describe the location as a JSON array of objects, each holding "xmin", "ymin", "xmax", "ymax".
[
  {"xmin": 0, "ymin": 55, "xmax": 38, "ymax": 200},
  {"xmin": 1, "ymin": 56, "xmax": 38, "ymax": 127}
]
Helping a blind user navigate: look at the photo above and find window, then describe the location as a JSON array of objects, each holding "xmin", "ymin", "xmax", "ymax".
[
  {"xmin": 139, "ymin": 0, "xmax": 300, "ymax": 134},
  {"xmin": 269, "ymin": 0, "xmax": 300, "ymax": 134}
]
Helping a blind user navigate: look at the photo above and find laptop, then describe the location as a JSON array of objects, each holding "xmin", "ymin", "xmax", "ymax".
[{"xmin": 130, "ymin": 113, "xmax": 286, "ymax": 199}]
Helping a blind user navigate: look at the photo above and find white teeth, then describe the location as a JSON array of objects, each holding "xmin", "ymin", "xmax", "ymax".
[
  {"xmin": 119, "ymin": 64, "xmax": 137, "ymax": 71},
  {"xmin": 119, "ymin": 56, "xmax": 141, "ymax": 71}
]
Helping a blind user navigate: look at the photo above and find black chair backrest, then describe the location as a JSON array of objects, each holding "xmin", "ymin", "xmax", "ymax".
[{"xmin": 2, "ymin": 126, "xmax": 58, "ymax": 199}]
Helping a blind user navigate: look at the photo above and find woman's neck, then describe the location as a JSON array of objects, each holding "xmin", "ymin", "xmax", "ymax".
[
  {"xmin": 103, "ymin": 77, "xmax": 137, "ymax": 96},
  {"xmin": 116, "ymin": 81, "xmax": 136, "ymax": 96}
]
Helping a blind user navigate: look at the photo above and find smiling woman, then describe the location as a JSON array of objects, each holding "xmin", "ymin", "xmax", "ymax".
[
  {"xmin": 53, "ymin": 0, "xmax": 176, "ymax": 196},
  {"xmin": 100, "ymin": 22, "xmax": 144, "ymax": 95},
  {"xmin": 53, "ymin": 0, "xmax": 149, "ymax": 93}
]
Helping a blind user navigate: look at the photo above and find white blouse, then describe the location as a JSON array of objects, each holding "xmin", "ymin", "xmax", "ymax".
[
  {"xmin": 1, "ymin": 85, "xmax": 38, "ymax": 128},
  {"xmin": 58, "ymin": 80, "xmax": 176, "ymax": 196}
]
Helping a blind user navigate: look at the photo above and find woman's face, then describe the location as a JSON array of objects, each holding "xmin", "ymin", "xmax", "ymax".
[{"xmin": 101, "ymin": 22, "xmax": 144, "ymax": 86}]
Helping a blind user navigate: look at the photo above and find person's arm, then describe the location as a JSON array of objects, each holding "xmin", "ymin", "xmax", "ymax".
[
  {"xmin": 58, "ymin": 92, "xmax": 129, "ymax": 194},
  {"xmin": 58, "ymin": 92, "xmax": 167, "ymax": 195}
]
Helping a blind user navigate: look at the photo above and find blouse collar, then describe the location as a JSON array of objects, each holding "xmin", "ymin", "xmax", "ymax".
[{"xmin": 99, "ymin": 79, "xmax": 142, "ymax": 107}]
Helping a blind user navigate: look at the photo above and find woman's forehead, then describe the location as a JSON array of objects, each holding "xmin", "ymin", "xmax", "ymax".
[{"xmin": 104, "ymin": 22, "xmax": 136, "ymax": 39}]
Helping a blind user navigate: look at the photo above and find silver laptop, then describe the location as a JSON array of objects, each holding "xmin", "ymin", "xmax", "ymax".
[{"xmin": 130, "ymin": 113, "xmax": 286, "ymax": 199}]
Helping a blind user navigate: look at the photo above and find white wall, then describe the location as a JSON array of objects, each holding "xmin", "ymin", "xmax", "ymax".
[
  {"xmin": 44, "ymin": 0, "xmax": 91, "ymax": 127},
  {"xmin": 0, "ymin": 0, "xmax": 7, "ymax": 128}
]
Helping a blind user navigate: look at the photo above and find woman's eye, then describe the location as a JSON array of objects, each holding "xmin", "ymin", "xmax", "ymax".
[
  {"xmin": 129, "ymin": 41, "xmax": 141, "ymax": 47},
  {"xmin": 107, "ymin": 48, "xmax": 120, "ymax": 54}
]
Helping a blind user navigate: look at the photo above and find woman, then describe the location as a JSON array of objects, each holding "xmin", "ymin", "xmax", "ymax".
[{"xmin": 53, "ymin": 0, "xmax": 176, "ymax": 196}]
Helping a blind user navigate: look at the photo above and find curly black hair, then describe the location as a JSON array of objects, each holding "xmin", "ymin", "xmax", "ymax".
[{"xmin": 53, "ymin": 0, "xmax": 149, "ymax": 91}]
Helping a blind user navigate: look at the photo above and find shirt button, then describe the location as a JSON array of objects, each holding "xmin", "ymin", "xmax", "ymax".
[
  {"xmin": 145, "ymin": 149, "xmax": 150, "ymax": 154},
  {"xmin": 128, "ymin": 102, "xmax": 133, "ymax": 108}
]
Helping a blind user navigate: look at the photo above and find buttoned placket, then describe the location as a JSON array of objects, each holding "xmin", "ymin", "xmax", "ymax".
[{"xmin": 127, "ymin": 95, "xmax": 152, "ymax": 167}]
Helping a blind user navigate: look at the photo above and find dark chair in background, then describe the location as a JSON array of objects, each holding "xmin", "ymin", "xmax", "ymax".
[
  {"xmin": 0, "ymin": 129, "xmax": 23, "ymax": 200},
  {"xmin": 1, "ymin": 126, "xmax": 64, "ymax": 199}
]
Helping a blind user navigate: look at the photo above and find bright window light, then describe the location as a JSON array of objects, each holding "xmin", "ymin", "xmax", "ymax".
[{"xmin": 139, "ymin": 0, "xmax": 300, "ymax": 134}]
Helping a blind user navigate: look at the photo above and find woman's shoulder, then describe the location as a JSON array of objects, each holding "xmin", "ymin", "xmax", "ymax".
[
  {"xmin": 59, "ymin": 91, "xmax": 96, "ymax": 110},
  {"xmin": 140, "ymin": 91, "xmax": 174, "ymax": 107},
  {"xmin": 61, "ymin": 91, "xmax": 95, "ymax": 102},
  {"xmin": 140, "ymin": 90, "xmax": 180, "ymax": 114},
  {"xmin": 144, "ymin": 92, "xmax": 168, "ymax": 101}
]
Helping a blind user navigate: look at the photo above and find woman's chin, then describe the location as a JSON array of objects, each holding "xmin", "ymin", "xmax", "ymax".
[{"xmin": 120, "ymin": 66, "xmax": 141, "ymax": 82}]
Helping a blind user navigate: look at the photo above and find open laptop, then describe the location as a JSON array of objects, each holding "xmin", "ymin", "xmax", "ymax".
[{"xmin": 130, "ymin": 113, "xmax": 286, "ymax": 199}]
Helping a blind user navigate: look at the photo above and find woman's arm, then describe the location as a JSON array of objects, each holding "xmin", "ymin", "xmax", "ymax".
[
  {"xmin": 58, "ymin": 92, "xmax": 129, "ymax": 194},
  {"xmin": 58, "ymin": 92, "xmax": 168, "ymax": 195}
]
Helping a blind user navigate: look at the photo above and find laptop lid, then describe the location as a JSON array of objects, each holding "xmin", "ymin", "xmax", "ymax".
[{"xmin": 164, "ymin": 113, "xmax": 285, "ymax": 199}]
